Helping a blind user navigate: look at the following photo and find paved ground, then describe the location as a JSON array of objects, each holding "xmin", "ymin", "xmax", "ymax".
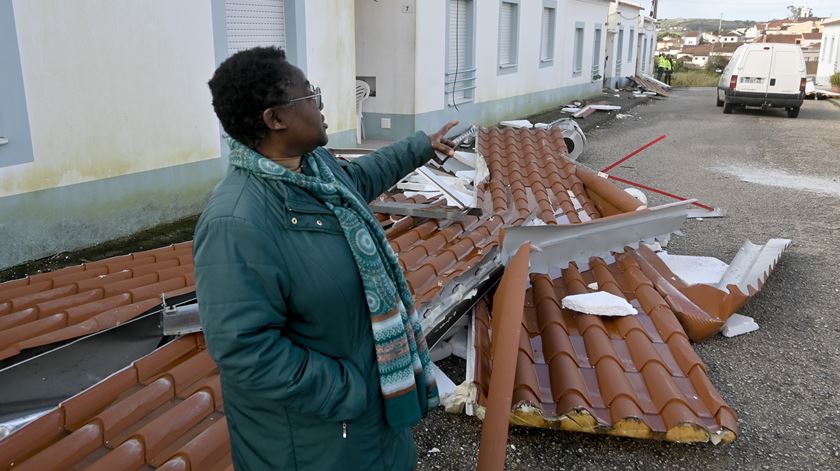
[{"xmin": 414, "ymin": 89, "xmax": 840, "ymax": 470}]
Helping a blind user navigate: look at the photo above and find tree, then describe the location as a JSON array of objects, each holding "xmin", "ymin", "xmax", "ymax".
[
  {"xmin": 787, "ymin": 5, "xmax": 813, "ymax": 18},
  {"xmin": 705, "ymin": 55, "xmax": 729, "ymax": 73}
]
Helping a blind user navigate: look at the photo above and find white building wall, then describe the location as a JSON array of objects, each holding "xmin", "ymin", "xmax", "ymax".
[
  {"xmin": 2, "ymin": 0, "xmax": 220, "ymax": 198},
  {"xmin": 637, "ymin": 17, "xmax": 656, "ymax": 75},
  {"xmin": 816, "ymin": 22, "xmax": 840, "ymax": 85},
  {"xmin": 606, "ymin": 1, "xmax": 642, "ymax": 88},
  {"xmin": 304, "ymin": 0, "xmax": 357, "ymax": 144},
  {"xmin": 382, "ymin": 0, "xmax": 611, "ymax": 139},
  {"xmin": 355, "ymin": 0, "xmax": 417, "ymax": 115}
]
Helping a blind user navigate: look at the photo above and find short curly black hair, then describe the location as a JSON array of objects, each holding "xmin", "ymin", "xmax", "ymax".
[{"xmin": 208, "ymin": 47, "xmax": 302, "ymax": 148}]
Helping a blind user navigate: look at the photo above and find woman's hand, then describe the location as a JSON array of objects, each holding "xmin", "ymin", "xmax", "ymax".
[{"xmin": 428, "ymin": 120, "xmax": 459, "ymax": 157}]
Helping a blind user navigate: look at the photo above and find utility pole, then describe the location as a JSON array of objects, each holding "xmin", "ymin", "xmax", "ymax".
[{"xmin": 718, "ymin": 13, "xmax": 723, "ymax": 35}]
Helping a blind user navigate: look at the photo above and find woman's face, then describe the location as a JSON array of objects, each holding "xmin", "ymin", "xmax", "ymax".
[{"xmin": 277, "ymin": 67, "xmax": 329, "ymax": 153}]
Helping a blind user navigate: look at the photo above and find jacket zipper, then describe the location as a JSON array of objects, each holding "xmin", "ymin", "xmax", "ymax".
[{"xmin": 341, "ymin": 421, "xmax": 348, "ymax": 439}]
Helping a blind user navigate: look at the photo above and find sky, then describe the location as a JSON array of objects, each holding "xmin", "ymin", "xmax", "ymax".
[{"xmin": 656, "ymin": 0, "xmax": 838, "ymax": 21}]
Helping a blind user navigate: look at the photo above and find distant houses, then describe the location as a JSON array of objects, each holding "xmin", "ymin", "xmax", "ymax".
[{"xmin": 656, "ymin": 15, "xmax": 840, "ymax": 78}]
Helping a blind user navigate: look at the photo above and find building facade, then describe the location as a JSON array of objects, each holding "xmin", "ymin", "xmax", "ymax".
[
  {"xmin": 1, "ymin": 0, "xmax": 657, "ymax": 268},
  {"xmin": 816, "ymin": 18, "xmax": 840, "ymax": 86}
]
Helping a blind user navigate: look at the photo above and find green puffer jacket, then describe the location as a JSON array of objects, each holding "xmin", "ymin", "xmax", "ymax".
[{"xmin": 194, "ymin": 132, "xmax": 435, "ymax": 471}]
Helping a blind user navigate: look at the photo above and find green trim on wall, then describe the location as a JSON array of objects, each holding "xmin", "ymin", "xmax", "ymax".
[
  {"xmin": 0, "ymin": 159, "xmax": 225, "ymax": 269},
  {"xmin": 326, "ymin": 129, "xmax": 357, "ymax": 148}
]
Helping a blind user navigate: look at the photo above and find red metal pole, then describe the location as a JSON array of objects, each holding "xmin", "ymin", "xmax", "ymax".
[
  {"xmin": 606, "ymin": 174, "xmax": 716, "ymax": 211},
  {"xmin": 600, "ymin": 134, "xmax": 668, "ymax": 173}
]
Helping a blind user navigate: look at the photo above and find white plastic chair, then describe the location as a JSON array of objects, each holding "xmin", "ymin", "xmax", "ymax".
[{"xmin": 355, "ymin": 80, "xmax": 370, "ymax": 144}]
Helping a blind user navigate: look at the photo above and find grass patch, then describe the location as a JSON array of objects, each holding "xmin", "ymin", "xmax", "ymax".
[{"xmin": 671, "ymin": 71, "xmax": 720, "ymax": 88}]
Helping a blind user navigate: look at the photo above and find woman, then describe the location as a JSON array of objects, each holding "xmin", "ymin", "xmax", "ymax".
[{"xmin": 195, "ymin": 46, "xmax": 458, "ymax": 470}]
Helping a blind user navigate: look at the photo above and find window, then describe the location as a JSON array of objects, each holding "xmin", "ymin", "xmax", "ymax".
[
  {"xmin": 498, "ymin": 0, "xmax": 519, "ymax": 71},
  {"xmin": 225, "ymin": 0, "xmax": 287, "ymax": 56},
  {"xmin": 573, "ymin": 23, "xmax": 584, "ymax": 76},
  {"xmin": 540, "ymin": 3, "xmax": 556, "ymax": 64},
  {"xmin": 616, "ymin": 28, "xmax": 624, "ymax": 62},
  {"xmin": 446, "ymin": 0, "xmax": 475, "ymax": 106},
  {"xmin": 592, "ymin": 25, "xmax": 602, "ymax": 77},
  {"xmin": 628, "ymin": 29, "xmax": 635, "ymax": 62}
]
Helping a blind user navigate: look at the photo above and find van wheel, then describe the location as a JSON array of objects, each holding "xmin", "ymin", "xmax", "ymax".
[
  {"xmin": 716, "ymin": 92, "xmax": 724, "ymax": 107},
  {"xmin": 786, "ymin": 106, "xmax": 800, "ymax": 118},
  {"xmin": 723, "ymin": 102, "xmax": 734, "ymax": 114}
]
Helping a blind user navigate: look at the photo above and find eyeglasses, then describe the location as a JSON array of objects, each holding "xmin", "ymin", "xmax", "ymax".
[{"xmin": 286, "ymin": 86, "xmax": 322, "ymax": 110}]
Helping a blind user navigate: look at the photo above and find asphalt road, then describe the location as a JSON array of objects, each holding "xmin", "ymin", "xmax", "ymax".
[{"xmin": 413, "ymin": 89, "xmax": 840, "ymax": 470}]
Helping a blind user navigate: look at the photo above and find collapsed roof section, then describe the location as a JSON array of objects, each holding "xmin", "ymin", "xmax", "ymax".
[
  {"xmin": 0, "ymin": 334, "xmax": 230, "ymax": 471},
  {"xmin": 471, "ymin": 247, "xmax": 739, "ymax": 451},
  {"xmin": 0, "ymin": 242, "xmax": 195, "ymax": 363}
]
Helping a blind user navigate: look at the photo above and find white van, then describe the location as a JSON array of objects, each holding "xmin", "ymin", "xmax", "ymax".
[{"xmin": 716, "ymin": 43, "xmax": 806, "ymax": 117}]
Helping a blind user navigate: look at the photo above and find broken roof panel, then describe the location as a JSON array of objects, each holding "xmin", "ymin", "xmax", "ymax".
[
  {"xmin": 476, "ymin": 127, "xmax": 643, "ymax": 225},
  {"xmin": 471, "ymin": 248, "xmax": 738, "ymax": 444},
  {"xmin": 0, "ymin": 334, "xmax": 231, "ymax": 471},
  {"xmin": 0, "ymin": 242, "xmax": 195, "ymax": 362}
]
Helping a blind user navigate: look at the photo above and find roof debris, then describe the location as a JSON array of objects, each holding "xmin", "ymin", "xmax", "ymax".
[{"xmin": 0, "ymin": 114, "xmax": 793, "ymax": 466}]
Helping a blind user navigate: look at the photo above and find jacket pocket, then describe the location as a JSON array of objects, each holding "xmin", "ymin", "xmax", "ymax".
[{"xmin": 281, "ymin": 202, "xmax": 343, "ymax": 235}]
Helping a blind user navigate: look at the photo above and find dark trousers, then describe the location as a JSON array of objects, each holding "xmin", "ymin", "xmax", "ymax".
[
  {"xmin": 664, "ymin": 70, "xmax": 672, "ymax": 85},
  {"xmin": 655, "ymin": 67, "xmax": 663, "ymax": 81}
]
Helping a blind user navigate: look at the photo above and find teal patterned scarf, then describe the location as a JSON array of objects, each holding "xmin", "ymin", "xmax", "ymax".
[{"xmin": 228, "ymin": 139, "xmax": 439, "ymax": 428}]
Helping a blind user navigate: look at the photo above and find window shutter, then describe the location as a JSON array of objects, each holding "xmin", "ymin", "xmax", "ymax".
[
  {"xmin": 225, "ymin": 0, "xmax": 286, "ymax": 56},
  {"xmin": 499, "ymin": 3, "xmax": 514, "ymax": 65},
  {"xmin": 541, "ymin": 8, "xmax": 551, "ymax": 60},
  {"xmin": 448, "ymin": 0, "xmax": 469, "ymax": 74},
  {"xmin": 447, "ymin": 0, "xmax": 474, "ymax": 105}
]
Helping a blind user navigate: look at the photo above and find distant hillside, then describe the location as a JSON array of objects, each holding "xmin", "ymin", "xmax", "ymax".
[{"xmin": 659, "ymin": 18, "xmax": 757, "ymax": 34}]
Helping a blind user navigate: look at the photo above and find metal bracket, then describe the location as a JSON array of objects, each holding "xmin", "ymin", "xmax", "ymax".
[
  {"xmin": 160, "ymin": 294, "xmax": 202, "ymax": 336},
  {"xmin": 369, "ymin": 201, "xmax": 481, "ymax": 220},
  {"xmin": 501, "ymin": 200, "xmax": 694, "ymax": 273}
]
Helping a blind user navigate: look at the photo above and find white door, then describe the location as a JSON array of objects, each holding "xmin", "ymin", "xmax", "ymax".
[
  {"xmin": 768, "ymin": 48, "xmax": 803, "ymax": 94},
  {"xmin": 736, "ymin": 46, "xmax": 773, "ymax": 93},
  {"xmin": 225, "ymin": 0, "xmax": 287, "ymax": 56}
]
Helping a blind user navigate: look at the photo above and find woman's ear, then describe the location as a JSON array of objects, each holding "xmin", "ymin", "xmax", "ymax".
[{"xmin": 262, "ymin": 107, "xmax": 288, "ymax": 131}]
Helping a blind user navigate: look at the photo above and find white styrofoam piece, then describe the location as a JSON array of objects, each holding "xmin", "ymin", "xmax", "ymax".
[
  {"xmin": 589, "ymin": 104, "xmax": 622, "ymax": 111},
  {"xmin": 447, "ymin": 327, "xmax": 469, "ymax": 360},
  {"xmin": 534, "ymin": 122, "xmax": 549, "ymax": 128},
  {"xmin": 624, "ymin": 187, "xmax": 648, "ymax": 205},
  {"xmin": 561, "ymin": 291, "xmax": 638, "ymax": 316},
  {"xmin": 657, "ymin": 252, "xmax": 729, "ymax": 285},
  {"xmin": 500, "ymin": 119, "xmax": 533, "ymax": 128},
  {"xmin": 452, "ymin": 150, "xmax": 477, "ymax": 168},
  {"xmin": 455, "ymin": 170, "xmax": 476, "ymax": 183},
  {"xmin": 721, "ymin": 313, "xmax": 759, "ymax": 337},
  {"xmin": 430, "ymin": 362, "xmax": 457, "ymax": 398},
  {"xmin": 562, "ymin": 107, "xmax": 581, "ymax": 113}
]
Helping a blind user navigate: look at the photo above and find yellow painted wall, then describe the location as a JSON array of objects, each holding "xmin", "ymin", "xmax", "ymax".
[
  {"xmin": 1, "ymin": 0, "xmax": 220, "ymax": 198},
  {"xmin": 304, "ymin": 0, "xmax": 357, "ymax": 136}
]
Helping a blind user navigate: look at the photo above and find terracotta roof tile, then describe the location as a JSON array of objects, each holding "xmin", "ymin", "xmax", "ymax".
[
  {"xmin": 0, "ymin": 333, "xmax": 229, "ymax": 471},
  {"xmin": 471, "ymin": 249, "xmax": 738, "ymax": 444},
  {"xmin": 0, "ymin": 243, "xmax": 195, "ymax": 362}
]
